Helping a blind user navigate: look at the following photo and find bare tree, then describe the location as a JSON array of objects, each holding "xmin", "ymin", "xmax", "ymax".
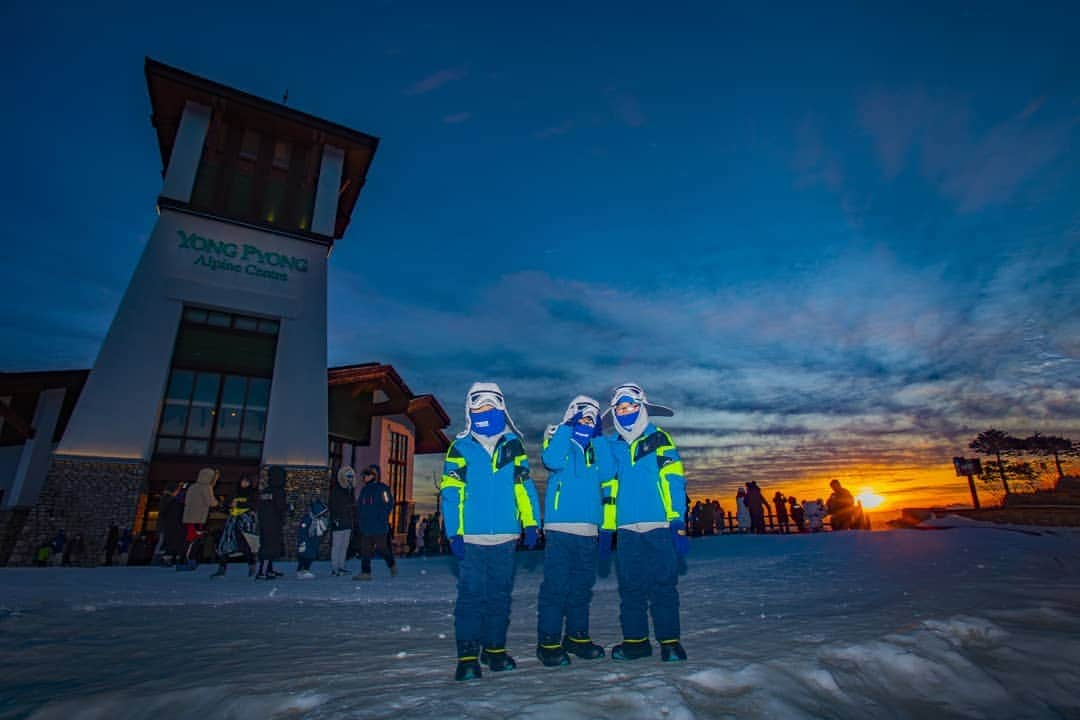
[{"xmin": 969, "ymin": 429, "xmax": 1022, "ymax": 495}]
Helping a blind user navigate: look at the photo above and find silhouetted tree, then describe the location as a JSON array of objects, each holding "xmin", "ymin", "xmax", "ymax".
[
  {"xmin": 969, "ymin": 429, "xmax": 1022, "ymax": 495},
  {"xmin": 1023, "ymin": 433, "xmax": 1075, "ymax": 479}
]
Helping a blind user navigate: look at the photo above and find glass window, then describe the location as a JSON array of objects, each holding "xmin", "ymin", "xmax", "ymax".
[
  {"xmin": 257, "ymin": 319, "xmax": 280, "ymax": 335},
  {"xmin": 156, "ymin": 437, "xmax": 181, "ymax": 453},
  {"xmin": 184, "ymin": 308, "xmax": 208, "ymax": 324},
  {"xmin": 239, "ymin": 129, "xmax": 261, "ymax": 161},
  {"xmin": 159, "ymin": 404, "xmax": 189, "ymax": 436},
  {"xmin": 241, "ymin": 410, "xmax": 267, "ymax": 441},
  {"xmin": 166, "ymin": 370, "xmax": 194, "ymax": 400},
  {"xmin": 187, "ymin": 373, "xmax": 221, "ymax": 438},
  {"xmin": 216, "ymin": 376, "xmax": 246, "ymax": 440},
  {"xmin": 247, "ymin": 378, "xmax": 270, "ymax": 409},
  {"xmin": 272, "ymin": 140, "xmax": 292, "ymax": 170},
  {"xmin": 239, "ymin": 442, "xmax": 263, "ymax": 459},
  {"xmin": 263, "ymin": 177, "xmax": 286, "ymax": 224},
  {"xmin": 213, "ymin": 441, "xmax": 238, "ymax": 457},
  {"xmin": 233, "ymin": 316, "xmax": 259, "ymax": 332},
  {"xmin": 183, "ymin": 439, "xmax": 209, "ymax": 455},
  {"xmin": 207, "ymin": 312, "xmax": 231, "ymax": 328}
]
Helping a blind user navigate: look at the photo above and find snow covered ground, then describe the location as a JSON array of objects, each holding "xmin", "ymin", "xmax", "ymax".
[{"xmin": 2, "ymin": 523, "xmax": 1079, "ymax": 720}]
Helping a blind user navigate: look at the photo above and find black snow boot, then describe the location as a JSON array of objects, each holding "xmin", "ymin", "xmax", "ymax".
[
  {"xmin": 660, "ymin": 640, "xmax": 688, "ymax": 662},
  {"xmin": 536, "ymin": 635, "xmax": 571, "ymax": 667},
  {"xmin": 455, "ymin": 645, "xmax": 482, "ymax": 682},
  {"xmin": 480, "ymin": 648, "xmax": 517, "ymax": 672},
  {"xmin": 563, "ymin": 633, "xmax": 605, "ymax": 659},
  {"xmin": 611, "ymin": 638, "xmax": 653, "ymax": 661}
]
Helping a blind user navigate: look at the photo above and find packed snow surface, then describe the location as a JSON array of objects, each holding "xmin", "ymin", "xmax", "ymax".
[{"xmin": 2, "ymin": 523, "xmax": 1079, "ymax": 719}]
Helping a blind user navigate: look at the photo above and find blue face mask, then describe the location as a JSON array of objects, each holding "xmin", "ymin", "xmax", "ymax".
[
  {"xmin": 571, "ymin": 422, "xmax": 594, "ymax": 447},
  {"xmin": 471, "ymin": 408, "xmax": 507, "ymax": 437},
  {"xmin": 616, "ymin": 410, "xmax": 640, "ymax": 430}
]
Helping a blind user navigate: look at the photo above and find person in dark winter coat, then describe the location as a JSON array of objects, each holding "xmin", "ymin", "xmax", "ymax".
[
  {"xmin": 50, "ymin": 530, "xmax": 66, "ymax": 564},
  {"xmin": 354, "ymin": 465, "xmax": 397, "ymax": 581},
  {"xmin": 744, "ymin": 482, "xmax": 769, "ymax": 534},
  {"xmin": 826, "ymin": 479, "xmax": 856, "ymax": 530},
  {"xmin": 773, "ymin": 492, "xmax": 790, "ymax": 534},
  {"xmin": 424, "ymin": 512, "xmax": 442, "ymax": 554},
  {"xmin": 104, "ymin": 523, "xmax": 120, "ymax": 566},
  {"xmin": 789, "ymin": 497, "xmax": 806, "ymax": 533},
  {"xmin": 296, "ymin": 497, "xmax": 329, "ymax": 579},
  {"xmin": 406, "ymin": 514, "xmax": 419, "ymax": 556},
  {"xmin": 211, "ymin": 475, "xmax": 259, "ymax": 579},
  {"xmin": 63, "ymin": 533, "xmax": 85, "ymax": 566},
  {"xmin": 256, "ymin": 466, "xmax": 288, "ymax": 579},
  {"xmin": 328, "ymin": 466, "xmax": 356, "ymax": 576},
  {"xmin": 159, "ymin": 485, "xmax": 186, "ymax": 565}
]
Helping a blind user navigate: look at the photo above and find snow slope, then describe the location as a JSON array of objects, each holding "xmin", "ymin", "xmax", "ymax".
[{"xmin": 2, "ymin": 527, "xmax": 1079, "ymax": 720}]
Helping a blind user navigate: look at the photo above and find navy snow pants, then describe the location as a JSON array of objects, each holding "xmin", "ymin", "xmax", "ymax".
[
  {"xmin": 537, "ymin": 530, "xmax": 598, "ymax": 641},
  {"xmin": 615, "ymin": 527, "xmax": 680, "ymax": 642},
  {"xmin": 454, "ymin": 540, "xmax": 517, "ymax": 656}
]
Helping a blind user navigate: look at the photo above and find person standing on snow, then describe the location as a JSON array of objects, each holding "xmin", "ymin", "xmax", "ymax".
[
  {"xmin": 826, "ymin": 479, "xmax": 856, "ymax": 530},
  {"xmin": 296, "ymin": 497, "xmax": 330, "ymax": 579},
  {"xmin": 789, "ymin": 496, "xmax": 806, "ymax": 533},
  {"xmin": 441, "ymin": 382, "xmax": 541, "ymax": 681},
  {"xmin": 744, "ymin": 481, "xmax": 770, "ymax": 534},
  {"xmin": 328, "ymin": 466, "xmax": 357, "ymax": 576},
  {"xmin": 773, "ymin": 491, "xmax": 790, "ymax": 534},
  {"xmin": 211, "ymin": 475, "xmax": 259, "ymax": 579},
  {"xmin": 179, "ymin": 468, "xmax": 219, "ymax": 570},
  {"xmin": 353, "ymin": 465, "xmax": 397, "ymax": 581},
  {"xmin": 536, "ymin": 395, "xmax": 615, "ymax": 667},
  {"xmin": 735, "ymin": 487, "xmax": 751, "ymax": 533},
  {"xmin": 256, "ymin": 466, "xmax": 288, "ymax": 579},
  {"xmin": 601, "ymin": 383, "xmax": 689, "ymax": 662}
]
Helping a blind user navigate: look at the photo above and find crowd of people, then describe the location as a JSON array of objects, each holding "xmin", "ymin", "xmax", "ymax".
[{"xmin": 688, "ymin": 478, "xmax": 869, "ymax": 534}]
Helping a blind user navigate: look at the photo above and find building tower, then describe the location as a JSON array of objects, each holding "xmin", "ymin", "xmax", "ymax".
[{"xmin": 12, "ymin": 59, "xmax": 378, "ymax": 563}]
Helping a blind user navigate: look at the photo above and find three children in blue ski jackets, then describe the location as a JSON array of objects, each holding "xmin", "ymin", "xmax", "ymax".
[{"xmin": 441, "ymin": 381, "xmax": 688, "ymax": 682}]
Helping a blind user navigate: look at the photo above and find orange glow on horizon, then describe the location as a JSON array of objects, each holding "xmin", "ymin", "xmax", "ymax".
[{"xmin": 855, "ymin": 488, "xmax": 885, "ymax": 510}]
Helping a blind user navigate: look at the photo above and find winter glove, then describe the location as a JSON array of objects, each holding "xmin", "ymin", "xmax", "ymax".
[
  {"xmin": 449, "ymin": 535, "xmax": 465, "ymax": 561},
  {"xmin": 670, "ymin": 520, "xmax": 689, "ymax": 557},
  {"xmin": 563, "ymin": 411, "xmax": 583, "ymax": 427},
  {"xmin": 597, "ymin": 530, "xmax": 614, "ymax": 559},
  {"xmin": 523, "ymin": 526, "xmax": 539, "ymax": 549}
]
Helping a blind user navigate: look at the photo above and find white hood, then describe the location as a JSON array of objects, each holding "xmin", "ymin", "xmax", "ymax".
[{"xmin": 456, "ymin": 381, "xmax": 524, "ymax": 440}]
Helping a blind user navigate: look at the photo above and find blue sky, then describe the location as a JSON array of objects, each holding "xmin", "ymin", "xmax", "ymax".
[{"xmin": 2, "ymin": 1, "xmax": 1078, "ymax": 510}]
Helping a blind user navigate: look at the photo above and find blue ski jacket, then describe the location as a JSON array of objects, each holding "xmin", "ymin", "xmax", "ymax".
[
  {"xmin": 440, "ymin": 432, "xmax": 541, "ymax": 538},
  {"xmin": 604, "ymin": 424, "xmax": 686, "ymax": 527},
  {"xmin": 297, "ymin": 499, "xmax": 329, "ymax": 559},
  {"xmin": 356, "ymin": 480, "xmax": 395, "ymax": 535},
  {"xmin": 541, "ymin": 425, "xmax": 617, "ymax": 528}
]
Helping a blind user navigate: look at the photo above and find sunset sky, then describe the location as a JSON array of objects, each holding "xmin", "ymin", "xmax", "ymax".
[{"xmin": 2, "ymin": 1, "xmax": 1078, "ymax": 515}]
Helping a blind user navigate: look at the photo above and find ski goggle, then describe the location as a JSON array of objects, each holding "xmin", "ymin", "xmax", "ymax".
[
  {"xmin": 468, "ymin": 389, "xmax": 505, "ymax": 411},
  {"xmin": 569, "ymin": 400, "xmax": 600, "ymax": 424},
  {"xmin": 609, "ymin": 384, "xmax": 646, "ymax": 408}
]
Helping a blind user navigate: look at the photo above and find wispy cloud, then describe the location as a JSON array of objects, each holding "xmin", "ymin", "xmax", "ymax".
[
  {"xmin": 535, "ymin": 120, "xmax": 575, "ymax": 139},
  {"xmin": 858, "ymin": 88, "xmax": 1076, "ymax": 212},
  {"xmin": 403, "ymin": 66, "xmax": 467, "ymax": 96},
  {"xmin": 442, "ymin": 111, "xmax": 472, "ymax": 125},
  {"xmin": 610, "ymin": 90, "xmax": 646, "ymax": 128}
]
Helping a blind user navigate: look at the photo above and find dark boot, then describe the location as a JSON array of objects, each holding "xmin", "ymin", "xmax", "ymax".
[
  {"xmin": 480, "ymin": 648, "xmax": 517, "ymax": 672},
  {"xmin": 455, "ymin": 644, "xmax": 482, "ymax": 682},
  {"xmin": 611, "ymin": 638, "xmax": 653, "ymax": 661},
  {"xmin": 537, "ymin": 635, "xmax": 571, "ymax": 667},
  {"xmin": 660, "ymin": 640, "xmax": 688, "ymax": 662},
  {"xmin": 563, "ymin": 632, "xmax": 605, "ymax": 659},
  {"xmin": 247, "ymin": 563, "xmax": 256, "ymax": 577},
  {"xmin": 210, "ymin": 564, "xmax": 226, "ymax": 579}
]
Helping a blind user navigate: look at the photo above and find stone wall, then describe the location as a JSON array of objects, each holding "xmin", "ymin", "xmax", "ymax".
[
  {"xmin": 9, "ymin": 455, "xmax": 146, "ymax": 566},
  {"xmin": 279, "ymin": 465, "xmax": 331, "ymax": 560}
]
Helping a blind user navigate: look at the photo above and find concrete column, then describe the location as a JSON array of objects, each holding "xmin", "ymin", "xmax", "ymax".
[
  {"xmin": 311, "ymin": 145, "xmax": 345, "ymax": 236},
  {"xmin": 7, "ymin": 388, "xmax": 66, "ymax": 507},
  {"xmin": 160, "ymin": 101, "xmax": 212, "ymax": 203}
]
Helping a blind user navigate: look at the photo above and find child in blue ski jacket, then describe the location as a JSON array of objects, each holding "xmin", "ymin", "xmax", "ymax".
[
  {"xmin": 601, "ymin": 383, "xmax": 689, "ymax": 662},
  {"xmin": 296, "ymin": 497, "xmax": 329, "ymax": 579},
  {"xmin": 440, "ymin": 382, "xmax": 541, "ymax": 681},
  {"xmin": 536, "ymin": 395, "xmax": 617, "ymax": 667}
]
